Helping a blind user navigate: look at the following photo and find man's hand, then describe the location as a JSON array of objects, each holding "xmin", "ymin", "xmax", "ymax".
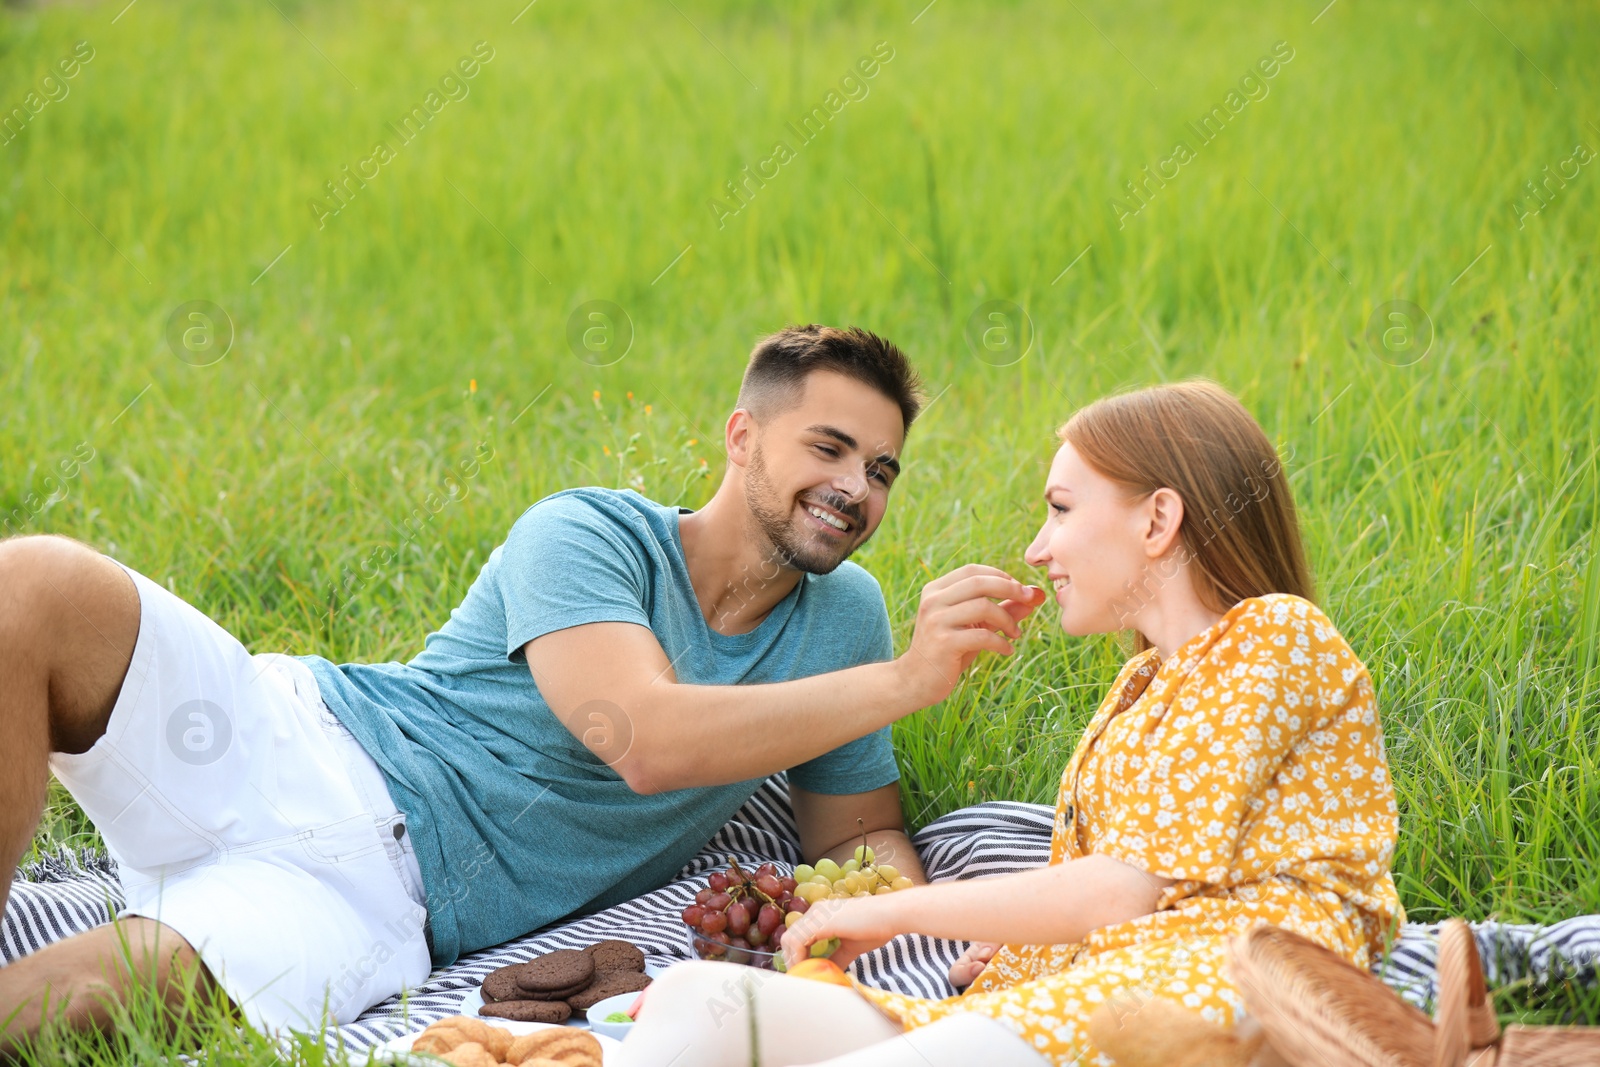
[
  {"xmin": 894, "ymin": 565, "xmax": 1046, "ymax": 708},
  {"xmin": 791, "ymin": 784, "xmax": 928, "ymax": 884}
]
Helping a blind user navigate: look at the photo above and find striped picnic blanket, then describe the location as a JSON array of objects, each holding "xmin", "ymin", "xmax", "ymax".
[{"xmin": 6, "ymin": 775, "xmax": 1599, "ymax": 1057}]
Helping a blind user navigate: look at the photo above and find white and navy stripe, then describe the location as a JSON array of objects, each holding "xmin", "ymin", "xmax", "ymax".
[{"xmin": 6, "ymin": 777, "xmax": 1597, "ymax": 1055}]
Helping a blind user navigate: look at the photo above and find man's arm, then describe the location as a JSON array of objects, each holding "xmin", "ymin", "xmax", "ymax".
[
  {"xmin": 790, "ymin": 783, "xmax": 928, "ymax": 884},
  {"xmin": 524, "ymin": 565, "xmax": 1044, "ymax": 795}
]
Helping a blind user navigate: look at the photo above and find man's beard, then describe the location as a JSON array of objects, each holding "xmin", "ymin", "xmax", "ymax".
[{"xmin": 745, "ymin": 443, "xmax": 862, "ymax": 576}]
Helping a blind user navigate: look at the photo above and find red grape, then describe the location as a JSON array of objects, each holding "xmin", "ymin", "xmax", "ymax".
[
  {"xmin": 705, "ymin": 891, "xmax": 732, "ymax": 912},
  {"xmin": 700, "ymin": 910, "xmax": 728, "ymax": 935},
  {"xmin": 708, "ymin": 872, "xmax": 730, "ymax": 892},
  {"xmin": 727, "ymin": 904, "xmax": 751, "ymax": 936},
  {"xmin": 695, "ymin": 888, "xmax": 714, "ymax": 906},
  {"xmin": 756, "ymin": 862, "xmax": 777, "ymax": 879},
  {"xmin": 747, "ymin": 927, "xmax": 769, "ymax": 948},
  {"xmin": 741, "ymin": 897, "xmax": 761, "ymax": 923},
  {"xmin": 778, "ymin": 876, "xmax": 798, "ymax": 894},
  {"xmin": 682, "ymin": 904, "xmax": 707, "ymax": 926},
  {"xmin": 757, "ymin": 903, "xmax": 783, "ymax": 937},
  {"xmin": 785, "ymin": 897, "xmax": 809, "ymax": 915},
  {"xmin": 754, "ymin": 874, "xmax": 782, "ymax": 898}
]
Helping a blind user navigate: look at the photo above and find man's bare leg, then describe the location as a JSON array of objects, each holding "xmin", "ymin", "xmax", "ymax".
[
  {"xmin": 0, "ymin": 535, "xmax": 236, "ymax": 1054},
  {"xmin": 0, "ymin": 917, "xmax": 236, "ymax": 1059}
]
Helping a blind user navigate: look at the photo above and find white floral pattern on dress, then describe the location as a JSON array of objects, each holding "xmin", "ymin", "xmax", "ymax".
[{"xmin": 851, "ymin": 594, "xmax": 1403, "ymax": 1065}]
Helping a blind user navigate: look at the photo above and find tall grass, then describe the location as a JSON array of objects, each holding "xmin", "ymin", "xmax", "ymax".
[{"xmin": 2, "ymin": 0, "xmax": 1597, "ymax": 1056}]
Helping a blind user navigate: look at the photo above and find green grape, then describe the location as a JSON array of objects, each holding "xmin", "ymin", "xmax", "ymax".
[
  {"xmin": 853, "ymin": 845, "xmax": 875, "ymax": 866},
  {"xmin": 793, "ymin": 864, "xmax": 816, "ymax": 883},
  {"xmin": 841, "ymin": 858, "xmax": 860, "ymax": 874},
  {"xmin": 815, "ymin": 858, "xmax": 842, "ymax": 880},
  {"xmin": 811, "ymin": 936, "xmax": 842, "ymax": 958},
  {"xmin": 876, "ymin": 864, "xmax": 900, "ymax": 882}
]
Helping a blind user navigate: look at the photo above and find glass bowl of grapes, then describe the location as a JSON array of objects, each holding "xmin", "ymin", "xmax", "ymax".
[{"xmin": 679, "ymin": 849, "xmax": 914, "ymax": 971}]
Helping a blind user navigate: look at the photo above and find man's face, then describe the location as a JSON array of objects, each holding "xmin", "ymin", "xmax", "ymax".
[{"xmin": 739, "ymin": 370, "xmax": 905, "ymax": 575}]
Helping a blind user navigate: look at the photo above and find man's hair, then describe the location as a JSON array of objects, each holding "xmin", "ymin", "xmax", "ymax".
[{"xmin": 736, "ymin": 325, "xmax": 926, "ymax": 433}]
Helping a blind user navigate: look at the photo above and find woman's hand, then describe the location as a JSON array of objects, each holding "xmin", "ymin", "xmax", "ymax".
[
  {"xmin": 779, "ymin": 894, "xmax": 902, "ymax": 970},
  {"xmin": 948, "ymin": 941, "xmax": 999, "ymax": 990}
]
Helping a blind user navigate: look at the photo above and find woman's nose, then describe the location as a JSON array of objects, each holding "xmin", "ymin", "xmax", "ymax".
[{"xmin": 1023, "ymin": 525, "xmax": 1050, "ymax": 567}]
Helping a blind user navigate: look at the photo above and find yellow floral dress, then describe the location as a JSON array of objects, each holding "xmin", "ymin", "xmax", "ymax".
[{"xmin": 852, "ymin": 594, "xmax": 1403, "ymax": 1065}]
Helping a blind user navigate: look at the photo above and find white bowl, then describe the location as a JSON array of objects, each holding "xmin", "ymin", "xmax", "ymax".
[{"xmin": 584, "ymin": 991, "xmax": 644, "ymax": 1041}]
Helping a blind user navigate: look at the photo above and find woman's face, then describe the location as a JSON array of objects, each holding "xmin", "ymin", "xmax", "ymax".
[{"xmin": 1023, "ymin": 443, "xmax": 1155, "ymax": 635}]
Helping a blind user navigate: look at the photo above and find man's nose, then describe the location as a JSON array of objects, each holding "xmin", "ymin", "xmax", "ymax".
[{"xmin": 834, "ymin": 466, "xmax": 869, "ymax": 503}]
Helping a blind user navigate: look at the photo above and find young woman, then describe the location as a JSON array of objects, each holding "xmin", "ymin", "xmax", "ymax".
[{"xmin": 617, "ymin": 382, "xmax": 1402, "ymax": 1067}]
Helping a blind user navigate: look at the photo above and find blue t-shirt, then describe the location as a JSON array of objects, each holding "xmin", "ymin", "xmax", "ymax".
[{"xmin": 298, "ymin": 487, "xmax": 899, "ymax": 966}]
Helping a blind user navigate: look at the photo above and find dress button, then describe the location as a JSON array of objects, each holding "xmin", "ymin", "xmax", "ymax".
[{"xmin": 392, "ymin": 822, "xmax": 405, "ymax": 841}]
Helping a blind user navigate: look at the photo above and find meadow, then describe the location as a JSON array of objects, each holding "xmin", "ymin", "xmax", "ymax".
[{"xmin": 3, "ymin": 0, "xmax": 1598, "ymax": 1057}]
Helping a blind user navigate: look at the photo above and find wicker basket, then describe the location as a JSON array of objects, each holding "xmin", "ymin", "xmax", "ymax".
[{"xmin": 1229, "ymin": 921, "xmax": 1600, "ymax": 1067}]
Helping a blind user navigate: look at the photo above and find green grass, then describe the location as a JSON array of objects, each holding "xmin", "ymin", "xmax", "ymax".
[{"xmin": 3, "ymin": 0, "xmax": 1598, "ymax": 1057}]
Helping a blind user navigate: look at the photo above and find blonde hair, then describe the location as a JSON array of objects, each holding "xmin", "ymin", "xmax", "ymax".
[{"xmin": 1059, "ymin": 381, "xmax": 1313, "ymax": 649}]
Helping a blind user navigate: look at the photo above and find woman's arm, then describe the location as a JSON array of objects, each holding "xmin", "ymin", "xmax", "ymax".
[{"xmin": 780, "ymin": 853, "xmax": 1175, "ymax": 968}]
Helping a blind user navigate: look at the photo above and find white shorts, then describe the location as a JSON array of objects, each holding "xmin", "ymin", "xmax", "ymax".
[{"xmin": 46, "ymin": 559, "xmax": 431, "ymax": 1035}]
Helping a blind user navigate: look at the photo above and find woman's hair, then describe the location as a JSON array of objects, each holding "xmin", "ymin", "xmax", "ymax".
[{"xmin": 1059, "ymin": 381, "xmax": 1313, "ymax": 647}]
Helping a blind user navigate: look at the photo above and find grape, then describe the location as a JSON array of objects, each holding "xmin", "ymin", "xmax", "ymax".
[
  {"xmin": 810, "ymin": 936, "xmax": 842, "ymax": 959},
  {"xmin": 726, "ymin": 904, "xmax": 751, "ymax": 937},
  {"xmin": 754, "ymin": 874, "xmax": 782, "ymax": 898},
  {"xmin": 814, "ymin": 858, "xmax": 841, "ymax": 881},
  {"xmin": 784, "ymin": 911, "xmax": 803, "ymax": 928},
  {"xmin": 808, "ymin": 873, "xmax": 833, "ymax": 888},
  {"xmin": 700, "ymin": 910, "xmax": 728, "ymax": 935},
  {"xmin": 785, "ymin": 897, "xmax": 809, "ymax": 915},
  {"xmin": 793, "ymin": 864, "xmax": 816, "ymax": 883},
  {"xmin": 747, "ymin": 927, "xmax": 768, "ymax": 948},
  {"xmin": 875, "ymin": 885, "xmax": 895, "ymax": 895},
  {"xmin": 695, "ymin": 888, "xmax": 715, "ymax": 906},
  {"xmin": 682, "ymin": 904, "xmax": 707, "ymax": 926},
  {"xmin": 756, "ymin": 862, "xmax": 777, "ymax": 879},
  {"xmin": 890, "ymin": 877, "xmax": 914, "ymax": 891},
  {"xmin": 876, "ymin": 864, "xmax": 900, "ymax": 882},
  {"xmin": 854, "ymin": 845, "xmax": 875, "ymax": 866},
  {"xmin": 757, "ymin": 903, "xmax": 783, "ymax": 937},
  {"xmin": 708, "ymin": 871, "xmax": 729, "ymax": 892},
  {"xmin": 741, "ymin": 897, "xmax": 762, "ymax": 923},
  {"xmin": 778, "ymin": 875, "xmax": 798, "ymax": 894},
  {"xmin": 705, "ymin": 891, "xmax": 732, "ymax": 912}
]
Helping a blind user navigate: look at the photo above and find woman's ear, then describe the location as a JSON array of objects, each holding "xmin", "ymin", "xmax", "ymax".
[{"xmin": 1143, "ymin": 487, "xmax": 1186, "ymax": 559}]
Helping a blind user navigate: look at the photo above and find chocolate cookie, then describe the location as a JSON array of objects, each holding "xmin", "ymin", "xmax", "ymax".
[
  {"xmin": 586, "ymin": 939, "xmax": 646, "ymax": 973},
  {"xmin": 479, "ymin": 998, "xmax": 573, "ymax": 1024},
  {"xmin": 481, "ymin": 962, "xmax": 541, "ymax": 1004},
  {"xmin": 567, "ymin": 970, "xmax": 652, "ymax": 1015},
  {"xmin": 514, "ymin": 949, "xmax": 596, "ymax": 996}
]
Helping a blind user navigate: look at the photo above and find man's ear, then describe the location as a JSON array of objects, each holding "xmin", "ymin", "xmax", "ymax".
[
  {"xmin": 726, "ymin": 409, "xmax": 756, "ymax": 468},
  {"xmin": 1143, "ymin": 487, "xmax": 1186, "ymax": 559}
]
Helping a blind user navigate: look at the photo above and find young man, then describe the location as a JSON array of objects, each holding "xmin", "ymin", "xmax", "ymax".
[{"xmin": 0, "ymin": 325, "xmax": 1045, "ymax": 1048}]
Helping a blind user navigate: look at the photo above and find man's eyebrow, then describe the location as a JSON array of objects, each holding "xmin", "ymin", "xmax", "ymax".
[{"xmin": 806, "ymin": 423, "xmax": 902, "ymax": 476}]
